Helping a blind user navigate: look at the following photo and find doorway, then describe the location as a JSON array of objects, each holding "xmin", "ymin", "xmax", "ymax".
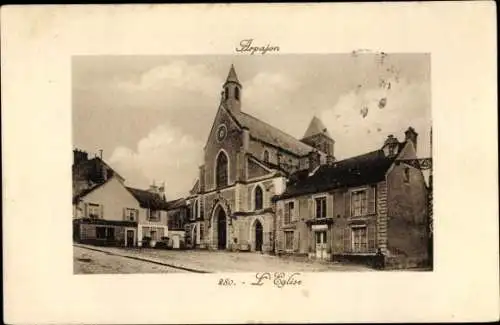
[
  {"xmin": 255, "ymin": 220, "xmax": 263, "ymax": 252},
  {"xmin": 126, "ymin": 229, "xmax": 135, "ymax": 247},
  {"xmin": 315, "ymin": 231, "xmax": 328, "ymax": 259},
  {"xmin": 217, "ymin": 208, "xmax": 227, "ymax": 250}
]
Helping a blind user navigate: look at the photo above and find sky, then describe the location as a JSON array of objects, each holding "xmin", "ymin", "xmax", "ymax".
[{"xmin": 72, "ymin": 53, "xmax": 431, "ymax": 199}]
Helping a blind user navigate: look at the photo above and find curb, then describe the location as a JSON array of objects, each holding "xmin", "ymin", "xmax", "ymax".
[{"xmin": 74, "ymin": 244, "xmax": 211, "ymax": 274}]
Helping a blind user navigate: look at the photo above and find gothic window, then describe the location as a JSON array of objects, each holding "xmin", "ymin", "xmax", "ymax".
[
  {"xmin": 235, "ymin": 87, "xmax": 240, "ymax": 100},
  {"xmin": 216, "ymin": 151, "xmax": 229, "ymax": 188},
  {"xmin": 263, "ymin": 150, "xmax": 270, "ymax": 163},
  {"xmin": 254, "ymin": 185, "xmax": 263, "ymax": 210}
]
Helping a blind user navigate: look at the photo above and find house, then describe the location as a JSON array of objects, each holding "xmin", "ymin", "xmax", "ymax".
[
  {"xmin": 126, "ymin": 184, "xmax": 169, "ymax": 247},
  {"xmin": 72, "ymin": 149, "xmax": 169, "ymax": 247},
  {"xmin": 72, "ymin": 174, "xmax": 142, "ymax": 247},
  {"xmin": 185, "ymin": 65, "xmax": 334, "ymax": 253},
  {"xmin": 273, "ymin": 127, "xmax": 430, "ymax": 268},
  {"xmin": 166, "ymin": 198, "xmax": 189, "ymax": 249}
]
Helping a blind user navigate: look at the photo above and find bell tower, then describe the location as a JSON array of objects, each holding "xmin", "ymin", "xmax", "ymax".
[
  {"xmin": 222, "ymin": 64, "xmax": 242, "ymax": 113},
  {"xmin": 301, "ymin": 116, "xmax": 335, "ymax": 160}
]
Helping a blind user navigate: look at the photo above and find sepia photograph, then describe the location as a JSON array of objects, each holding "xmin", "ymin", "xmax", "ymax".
[{"xmin": 72, "ymin": 53, "xmax": 433, "ymax": 274}]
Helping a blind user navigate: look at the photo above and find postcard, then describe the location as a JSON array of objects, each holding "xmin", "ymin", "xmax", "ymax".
[{"xmin": 2, "ymin": 2, "xmax": 498, "ymax": 324}]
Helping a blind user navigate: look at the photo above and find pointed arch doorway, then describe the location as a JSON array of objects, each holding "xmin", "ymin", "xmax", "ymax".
[
  {"xmin": 216, "ymin": 207, "xmax": 227, "ymax": 250},
  {"xmin": 255, "ymin": 220, "xmax": 263, "ymax": 252}
]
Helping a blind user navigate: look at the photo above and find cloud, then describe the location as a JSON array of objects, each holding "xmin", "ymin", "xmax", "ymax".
[
  {"xmin": 320, "ymin": 76, "xmax": 431, "ymax": 159},
  {"xmin": 116, "ymin": 60, "xmax": 221, "ymax": 97},
  {"xmin": 108, "ymin": 123, "xmax": 203, "ymax": 199}
]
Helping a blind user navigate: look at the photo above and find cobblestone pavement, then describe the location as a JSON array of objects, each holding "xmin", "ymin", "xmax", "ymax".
[
  {"xmin": 74, "ymin": 246, "xmax": 184, "ymax": 274},
  {"xmin": 74, "ymin": 244, "xmax": 373, "ymax": 273}
]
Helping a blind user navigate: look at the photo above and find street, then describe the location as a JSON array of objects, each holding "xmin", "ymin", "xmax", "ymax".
[
  {"xmin": 74, "ymin": 244, "xmax": 372, "ymax": 274},
  {"xmin": 74, "ymin": 245, "xmax": 184, "ymax": 274}
]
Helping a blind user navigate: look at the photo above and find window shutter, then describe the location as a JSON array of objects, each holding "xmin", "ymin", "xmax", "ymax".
[
  {"xmin": 308, "ymin": 198, "xmax": 314, "ymax": 219},
  {"xmin": 343, "ymin": 228, "xmax": 351, "ymax": 253},
  {"xmin": 100, "ymin": 204, "xmax": 104, "ymax": 219},
  {"xmin": 123, "ymin": 208, "xmax": 126, "ymax": 220},
  {"xmin": 344, "ymin": 191, "xmax": 350, "ymax": 218},
  {"xmin": 84, "ymin": 203, "xmax": 88, "ymax": 218},
  {"xmin": 368, "ymin": 224, "xmax": 376, "ymax": 252},
  {"xmin": 292, "ymin": 201, "xmax": 297, "ymax": 222},
  {"xmin": 368, "ymin": 186, "xmax": 376, "ymax": 214}
]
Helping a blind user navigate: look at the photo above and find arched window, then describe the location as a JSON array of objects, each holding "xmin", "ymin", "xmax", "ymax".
[
  {"xmin": 224, "ymin": 87, "xmax": 229, "ymax": 100},
  {"xmin": 216, "ymin": 151, "xmax": 228, "ymax": 188},
  {"xmin": 235, "ymin": 87, "xmax": 240, "ymax": 100},
  {"xmin": 263, "ymin": 150, "xmax": 269, "ymax": 163},
  {"xmin": 254, "ymin": 185, "xmax": 263, "ymax": 210}
]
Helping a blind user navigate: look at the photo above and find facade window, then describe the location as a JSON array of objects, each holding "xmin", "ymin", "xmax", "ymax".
[
  {"xmin": 315, "ymin": 197, "xmax": 327, "ymax": 219},
  {"xmin": 200, "ymin": 223, "xmax": 204, "ymax": 241},
  {"xmin": 168, "ymin": 211, "xmax": 182, "ymax": 229},
  {"xmin": 284, "ymin": 231, "xmax": 294, "ymax": 251},
  {"xmin": 216, "ymin": 151, "xmax": 229, "ymax": 188},
  {"xmin": 352, "ymin": 226, "xmax": 368, "ymax": 253},
  {"xmin": 263, "ymin": 150, "xmax": 270, "ymax": 163},
  {"xmin": 284, "ymin": 201, "xmax": 295, "ymax": 224},
  {"xmin": 404, "ymin": 167, "xmax": 410, "ymax": 183},
  {"xmin": 125, "ymin": 208, "xmax": 138, "ymax": 221},
  {"xmin": 234, "ymin": 87, "xmax": 240, "ymax": 100},
  {"xmin": 254, "ymin": 185, "xmax": 263, "ymax": 210},
  {"xmin": 149, "ymin": 209, "xmax": 160, "ymax": 221},
  {"xmin": 87, "ymin": 203, "xmax": 101, "ymax": 219},
  {"xmin": 351, "ymin": 190, "xmax": 368, "ymax": 217}
]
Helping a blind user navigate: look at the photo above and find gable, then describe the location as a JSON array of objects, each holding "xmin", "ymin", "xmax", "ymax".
[
  {"xmin": 396, "ymin": 141, "xmax": 417, "ymax": 160},
  {"xmin": 80, "ymin": 176, "xmax": 140, "ymax": 209},
  {"xmin": 203, "ymin": 104, "xmax": 242, "ymax": 151}
]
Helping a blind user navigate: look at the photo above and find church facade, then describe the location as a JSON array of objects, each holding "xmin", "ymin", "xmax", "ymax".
[{"xmin": 185, "ymin": 65, "xmax": 334, "ymax": 253}]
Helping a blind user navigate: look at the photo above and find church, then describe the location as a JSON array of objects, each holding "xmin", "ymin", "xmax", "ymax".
[
  {"xmin": 182, "ymin": 65, "xmax": 429, "ymax": 267},
  {"xmin": 184, "ymin": 65, "xmax": 336, "ymax": 253}
]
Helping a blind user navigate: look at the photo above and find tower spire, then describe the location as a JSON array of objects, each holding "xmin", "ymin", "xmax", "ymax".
[
  {"xmin": 222, "ymin": 64, "xmax": 242, "ymax": 113},
  {"xmin": 225, "ymin": 64, "xmax": 240, "ymax": 85}
]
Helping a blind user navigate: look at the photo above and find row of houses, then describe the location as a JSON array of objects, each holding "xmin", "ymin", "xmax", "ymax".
[{"xmin": 73, "ymin": 65, "xmax": 432, "ymax": 268}]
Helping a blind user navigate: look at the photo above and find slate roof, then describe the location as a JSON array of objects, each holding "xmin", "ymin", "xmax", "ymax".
[
  {"xmin": 233, "ymin": 111, "xmax": 314, "ymax": 156},
  {"xmin": 274, "ymin": 146, "xmax": 404, "ymax": 201},
  {"xmin": 166, "ymin": 198, "xmax": 187, "ymax": 210},
  {"xmin": 126, "ymin": 187, "xmax": 169, "ymax": 210},
  {"xmin": 303, "ymin": 116, "xmax": 332, "ymax": 139}
]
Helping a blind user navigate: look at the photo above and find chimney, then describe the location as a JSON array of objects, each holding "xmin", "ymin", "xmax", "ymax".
[
  {"xmin": 404, "ymin": 127, "xmax": 418, "ymax": 152},
  {"xmin": 73, "ymin": 149, "xmax": 88, "ymax": 166},
  {"xmin": 326, "ymin": 155, "xmax": 336, "ymax": 165},
  {"xmin": 149, "ymin": 181, "xmax": 159, "ymax": 194},
  {"xmin": 383, "ymin": 134, "xmax": 399, "ymax": 157},
  {"xmin": 308, "ymin": 150, "xmax": 321, "ymax": 174}
]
